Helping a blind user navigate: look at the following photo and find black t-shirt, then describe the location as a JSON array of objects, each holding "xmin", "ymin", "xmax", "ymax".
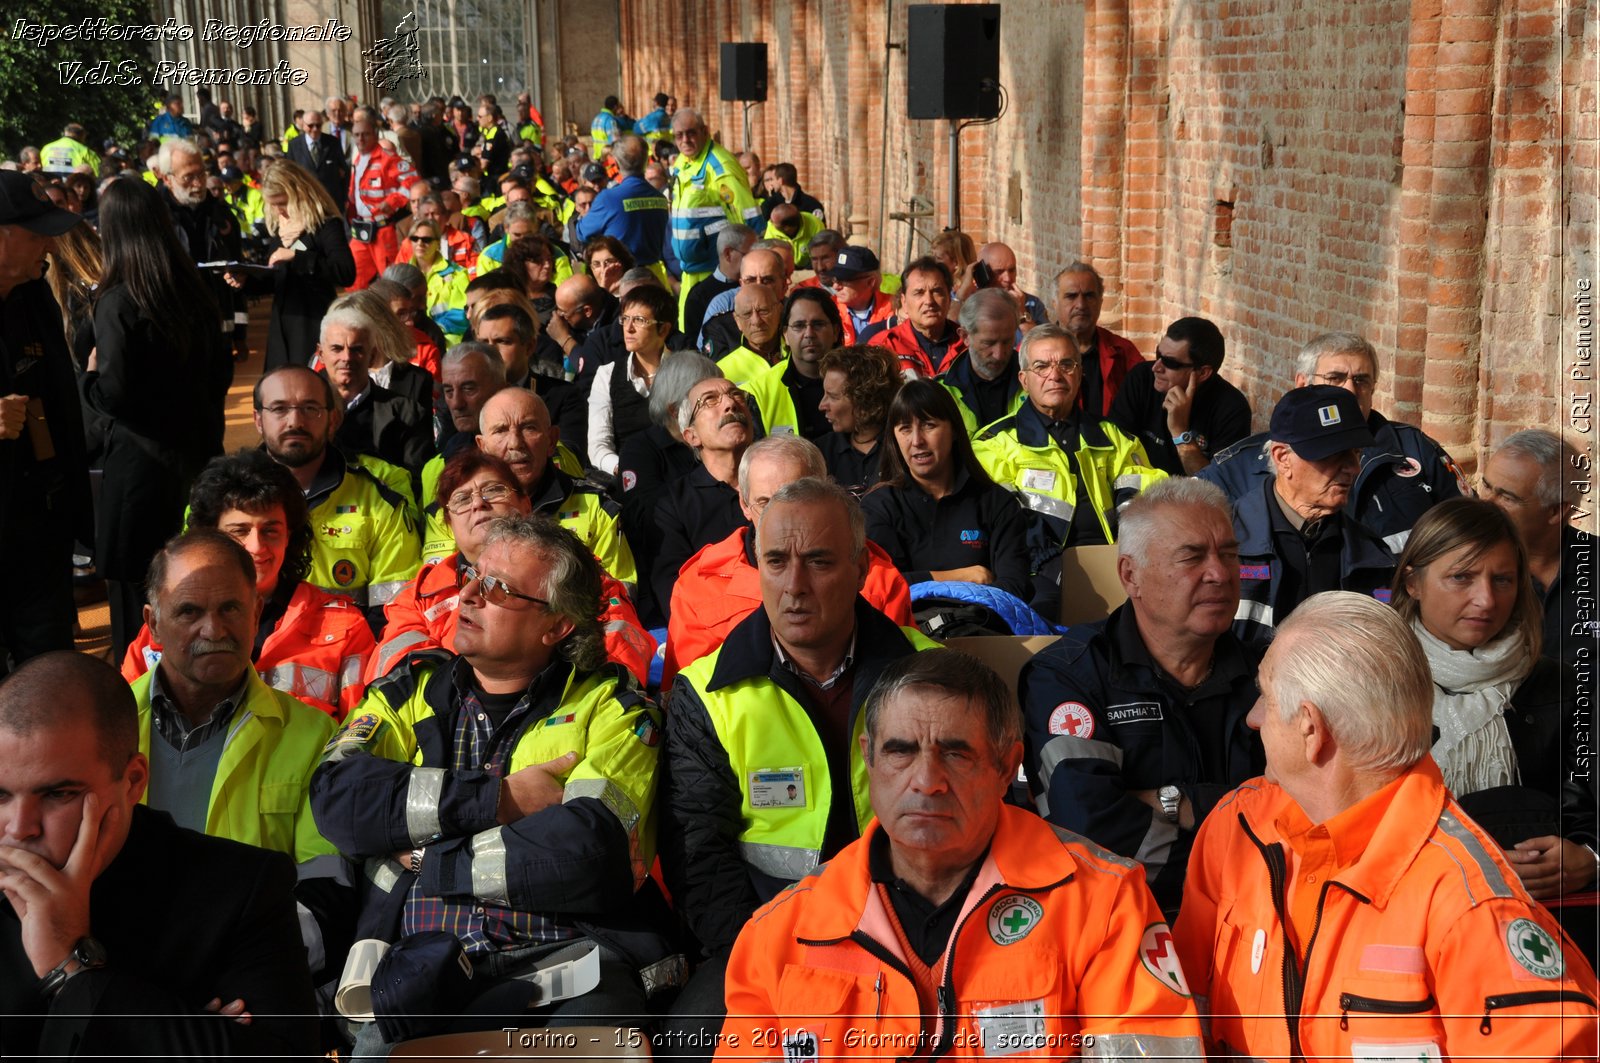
[
  {"xmin": 1107, "ymin": 360, "xmax": 1254, "ymax": 476},
  {"xmin": 784, "ymin": 363, "xmax": 831, "ymax": 440},
  {"xmin": 861, "ymin": 470, "xmax": 1033, "ymax": 600},
  {"xmin": 867, "ymin": 829, "xmax": 987, "ymax": 965}
]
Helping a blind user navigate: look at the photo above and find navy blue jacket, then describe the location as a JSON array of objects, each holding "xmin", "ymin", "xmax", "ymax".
[{"xmin": 575, "ymin": 175, "xmax": 669, "ymax": 266}]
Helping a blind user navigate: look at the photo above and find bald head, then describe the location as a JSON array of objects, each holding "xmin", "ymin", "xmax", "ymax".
[
  {"xmin": 735, "ymin": 283, "xmax": 782, "ymax": 352},
  {"xmin": 739, "ymin": 248, "xmax": 786, "ymax": 291},
  {"xmin": 0, "ymin": 652, "xmax": 139, "ymax": 777},
  {"xmin": 555, "ymin": 273, "xmax": 604, "ymax": 329},
  {"xmin": 977, "ymin": 242, "xmax": 1020, "ymax": 293},
  {"xmin": 476, "ymin": 387, "xmax": 557, "ymax": 490}
]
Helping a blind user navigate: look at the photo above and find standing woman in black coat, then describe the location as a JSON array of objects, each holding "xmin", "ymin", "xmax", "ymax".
[
  {"xmin": 84, "ymin": 178, "xmax": 231, "ymax": 659},
  {"xmin": 229, "ymin": 159, "xmax": 355, "ymax": 370}
]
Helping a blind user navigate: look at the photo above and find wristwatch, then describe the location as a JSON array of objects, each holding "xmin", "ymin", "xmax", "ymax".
[
  {"xmin": 1157, "ymin": 786, "xmax": 1182, "ymax": 824},
  {"xmin": 1171, "ymin": 431, "xmax": 1196, "ymax": 446},
  {"xmin": 39, "ymin": 936, "xmax": 108, "ymax": 999},
  {"xmin": 409, "ymin": 847, "xmax": 425, "ymax": 875}
]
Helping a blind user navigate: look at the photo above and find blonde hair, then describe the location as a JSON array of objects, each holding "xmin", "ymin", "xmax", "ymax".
[
  {"xmin": 259, "ymin": 159, "xmax": 338, "ymax": 235},
  {"xmin": 47, "ymin": 222, "xmax": 102, "ymax": 345},
  {"xmin": 325, "ymin": 290, "xmax": 416, "ymax": 367}
]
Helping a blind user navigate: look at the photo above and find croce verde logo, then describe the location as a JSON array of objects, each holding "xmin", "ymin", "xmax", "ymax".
[
  {"xmin": 1505, "ymin": 917, "xmax": 1564, "ymax": 979},
  {"xmin": 986, "ymin": 894, "xmax": 1043, "ymax": 945}
]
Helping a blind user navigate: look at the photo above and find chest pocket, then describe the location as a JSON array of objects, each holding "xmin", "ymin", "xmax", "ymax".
[
  {"xmin": 255, "ymin": 780, "xmax": 304, "ymax": 851},
  {"xmin": 316, "ymin": 518, "xmax": 371, "ymax": 555},
  {"xmin": 1335, "ymin": 971, "xmax": 1444, "ymax": 1046},
  {"xmin": 506, "ymin": 713, "xmax": 589, "ymax": 774},
  {"xmin": 774, "ymin": 964, "xmax": 877, "ymax": 1059},
  {"xmin": 958, "ymin": 950, "xmax": 1072, "ymax": 1055},
  {"xmin": 1210, "ymin": 898, "xmax": 1275, "ymax": 1031}
]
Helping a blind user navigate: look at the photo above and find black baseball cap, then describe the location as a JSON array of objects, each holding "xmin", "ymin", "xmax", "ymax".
[
  {"xmin": 369, "ymin": 931, "xmax": 478, "ymax": 1044},
  {"xmin": 1269, "ymin": 385, "xmax": 1375, "ymax": 460},
  {"xmin": 581, "ymin": 162, "xmax": 607, "ymax": 185},
  {"xmin": 831, "ymin": 246, "xmax": 880, "ymax": 280},
  {"xmin": 0, "ymin": 172, "xmax": 80, "ymax": 235},
  {"xmin": 218, "ymin": 166, "xmax": 244, "ymax": 183}
]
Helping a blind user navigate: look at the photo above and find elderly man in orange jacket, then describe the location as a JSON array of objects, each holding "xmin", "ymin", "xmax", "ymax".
[
  {"xmin": 718, "ymin": 648, "xmax": 1206, "ymax": 1059},
  {"xmin": 1173, "ymin": 591, "xmax": 1599, "ymax": 1060}
]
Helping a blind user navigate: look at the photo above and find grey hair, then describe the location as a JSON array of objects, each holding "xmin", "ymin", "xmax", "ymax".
[
  {"xmin": 381, "ymin": 261, "xmax": 427, "ymax": 294},
  {"xmin": 653, "ymin": 351, "xmax": 721, "ymax": 429},
  {"xmin": 1117, "ymin": 477, "xmax": 1234, "ymax": 565},
  {"xmin": 481, "ymin": 515, "xmax": 606, "ymax": 672},
  {"xmin": 737, "ymin": 436, "xmax": 827, "ymax": 501},
  {"xmin": 1295, "ymin": 332, "xmax": 1379, "ymax": 383},
  {"xmin": 1018, "ymin": 322, "xmax": 1076, "ymax": 369},
  {"xmin": 442, "ymin": 341, "xmax": 507, "ymax": 385},
  {"xmin": 1496, "ymin": 428, "xmax": 1578, "ymax": 509},
  {"xmin": 958, "ymin": 287, "xmax": 1020, "ymax": 334},
  {"xmin": 156, "ymin": 137, "xmax": 201, "ymax": 174},
  {"xmin": 862, "ymin": 648, "xmax": 1021, "ymax": 768},
  {"xmin": 613, "ymin": 135, "xmax": 647, "ymax": 176},
  {"xmin": 504, "ymin": 201, "xmax": 537, "ymax": 225},
  {"xmin": 757, "ymin": 476, "xmax": 866, "ymax": 559},
  {"xmin": 1269, "ymin": 591, "xmax": 1434, "ymax": 777},
  {"xmin": 325, "ymin": 290, "xmax": 414, "ymax": 366},
  {"xmin": 1054, "ymin": 261, "xmax": 1104, "ymax": 292},
  {"xmin": 145, "ymin": 529, "xmax": 257, "ymax": 620},
  {"xmin": 716, "ymin": 224, "xmax": 757, "ymax": 257}
]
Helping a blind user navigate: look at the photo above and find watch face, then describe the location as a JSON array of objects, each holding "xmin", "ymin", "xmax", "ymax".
[{"xmin": 75, "ymin": 937, "xmax": 108, "ymax": 967}]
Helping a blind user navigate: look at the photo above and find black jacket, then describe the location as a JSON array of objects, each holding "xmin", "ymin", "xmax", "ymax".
[
  {"xmin": 618, "ymin": 424, "xmax": 698, "ymax": 626},
  {"xmin": 651, "ymin": 464, "xmax": 744, "ymax": 620},
  {"xmin": 0, "ymin": 806, "xmax": 318, "ymax": 1060},
  {"xmin": 336, "ymin": 381, "xmax": 435, "ymax": 474},
  {"xmin": 681, "ymin": 275, "xmax": 737, "ymax": 344},
  {"xmin": 287, "ymin": 132, "xmax": 351, "ymax": 213},
  {"xmin": 1019, "ymin": 603, "xmax": 1265, "ymax": 916},
  {"xmin": 662, "ymin": 600, "xmax": 923, "ymax": 955},
  {"xmin": 1538, "ymin": 525, "xmax": 1600, "ymax": 671},
  {"xmin": 1108, "ymin": 359, "xmax": 1253, "ymax": 476},
  {"xmin": 861, "ymin": 468, "xmax": 1033, "ymax": 600},
  {"xmin": 247, "ymin": 215, "xmax": 357, "ymax": 371}
]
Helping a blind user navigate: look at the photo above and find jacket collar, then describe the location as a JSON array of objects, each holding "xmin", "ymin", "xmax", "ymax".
[
  {"xmin": 1105, "ymin": 601, "xmax": 1255, "ymax": 694},
  {"xmin": 528, "ymin": 465, "xmax": 576, "ymax": 514},
  {"xmin": 1013, "ymin": 399, "xmax": 1113, "ymax": 449},
  {"xmin": 707, "ymin": 596, "xmax": 914, "ymax": 693}
]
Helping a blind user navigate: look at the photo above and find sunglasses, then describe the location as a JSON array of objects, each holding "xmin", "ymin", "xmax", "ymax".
[{"xmin": 1155, "ymin": 353, "xmax": 1196, "ymax": 371}]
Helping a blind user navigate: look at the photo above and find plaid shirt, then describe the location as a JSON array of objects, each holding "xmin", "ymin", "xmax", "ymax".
[
  {"xmin": 401, "ymin": 657, "xmax": 583, "ymax": 954},
  {"xmin": 148, "ymin": 668, "xmax": 249, "ymax": 750}
]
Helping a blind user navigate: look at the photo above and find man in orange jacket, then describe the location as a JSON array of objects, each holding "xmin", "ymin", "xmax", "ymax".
[
  {"xmin": 663, "ymin": 435, "xmax": 910, "ymax": 687},
  {"xmin": 348, "ymin": 108, "xmax": 415, "ymax": 288},
  {"xmin": 719, "ymin": 648, "xmax": 1205, "ymax": 1059},
  {"xmin": 1173, "ymin": 591, "xmax": 1599, "ymax": 1060}
]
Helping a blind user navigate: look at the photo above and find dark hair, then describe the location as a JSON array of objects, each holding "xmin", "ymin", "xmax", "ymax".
[
  {"xmin": 773, "ymin": 162, "xmax": 799, "ymax": 188},
  {"xmin": 1164, "ymin": 316, "xmax": 1226, "ymax": 371},
  {"xmin": 583, "ymin": 235, "xmax": 635, "ymax": 274},
  {"xmin": 780, "ymin": 287, "xmax": 844, "ymax": 337},
  {"xmin": 465, "ymin": 270, "xmax": 526, "ymax": 297},
  {"xmin": 435, "ymin": 449, "xmax": 524, "ymax": 510},
  {"xmin": 253, "ymin": 364, "xmax": 337, "ymax": 411},
  {"xmin": 620, "ymin": 284, "xmax": 676, "ymax": 328},
  {"xmin": 901, "ymin": 254, "xmax": 953, "ymax": 291},
  {"xmin": 0, "ymin": 652, "xmax": 140, "ymax": 778},
  {"xmin": 819, "ymin": 344, "xmax": 900, "ymax": 432},
  {"xmin": 96, "ymin": 179, "xmax": 219, "ymax": 359},
  {"xmin": 875, "ymin": 379, "xmax": 993, "ymax": 492},
  {"xmin": 187, "ymin": 449, "xmax": 313, "ymax": 590},
  {"xmin": 501, "ymin": 235, "xmax": 554, "ymax": 293},
  {"xmin": 862, "ymin": 648, "xmax": 1019, "ymax": 766},
  {"xmin": 145, "ymin": 529, "xmax": 258, "ymax": 614},
  {"xmin": 479, "ymin": 302, "xmax": 536, "ymax": 346}
]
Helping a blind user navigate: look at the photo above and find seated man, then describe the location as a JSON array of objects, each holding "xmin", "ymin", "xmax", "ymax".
[
  {"xmin": 742, "ymin": 288, "xmax": 840, "ymax": 440},
  {"xmin": 475, "ymin": 302, "xmax": 585, "ymax": 464},
  {"xmin": 859, "ymin": 255, "xmax": 965, "ymax": 378},
  {"xmin": 310, "ymin": 516, "xmax": 670, "ymax": 1054},
  {"xmin": 1203, "ymin": 331, "xmax": 1466, "ymax": 553},
  {"xmin": 652, "ymin": 373, "xmax": 755, "ymax": 618},
  {"xmin": 978, "ymin": 240, "xmax": 1050, "ymax": 327},
  {"xmin": 1481, "ymin": 428, "xmax": 1599, "ymax": 669},
  {"xmin": 663, "ymin": 436, "xmax": 913, "ymax": 685},
  {"xmin": 0, "ymin": 653, "xmax": 319, "ymax": 1059},
  {"xmin": 973, "ymin": 323, "xmax": 1165, "ymax": 613},
  {"xmin": 832, "ymin": 245, "xmax": 893, "ymax": 342},
  {"xmin": 320, "ymin": 301, "xmax": 435, "ymax": 475},
  {"xmin": 476, "ymin": 387, "xmax": 637, "ymax": 591},
  {"xmin": 122, "ymin": 449, "xmax": 376, "ymax": 718},
  {"xmin": 1021, "ymin": 478, "xmax": 1263, "ymax": 916},
  {"xmin": 941, "ymin": 288, "xmax": 1022, "ymax": 433},
  {"xmin": 680, "ymin": 224, "xmax": 754, "ymax": 342},
  {"xmin": 1054, "ymin": 261, "xmax": 1144, "ymax": 416},
  {"xmin": 255, "ymin": 365, "xmax": 421, "ymax": 635},
  {"xmin": 711, "ymin": 283, "xmax": 784, "ymax": 381},
  {"xmin": 720, "ymin": 649, "xmax": 1206, "ymax": 1058},
  {"xmin": 1174, "ymin": 592, "xmax": 1599, "ymax": 1059},
  {"xmin": 698, "ymin": 244, "xmax": 790, "ymax": 358},
  {"xmin": 663, "ymin": 478, "xmax": 939, "ymax": 1051},
  {"xmin": 1108, "ymin": 315, "xmax": 1252, "ymax": 475},
  {"xmin": 422, "ymin": 342, "xmax": 509, "ymax": 562},
  {"xmin": 1219, "ymin": 385, "xmax": 1395, "ymax": 642}
]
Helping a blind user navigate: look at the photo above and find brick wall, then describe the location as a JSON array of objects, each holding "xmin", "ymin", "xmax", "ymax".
[{"xmin": 616, "ymin": 0, "xmax": 1595, "ymax": 477}]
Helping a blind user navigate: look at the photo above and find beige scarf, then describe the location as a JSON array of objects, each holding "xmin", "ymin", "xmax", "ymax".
[{"xmin": 1413, "ymin": 619, "xmax": 1531, "ymax": 797}]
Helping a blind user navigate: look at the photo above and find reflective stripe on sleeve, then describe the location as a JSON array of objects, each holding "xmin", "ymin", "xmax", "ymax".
[
  {"xmin": 1081, "ymin": 1033, "xmax": 1207, "ymax": 1060},
  {"xmin": 469, "ymin": 827, "xmax": 510, "ymax": 904},
  {"xmin": 564, "ymin": 777, "xmax": 641, "ymax": 832},
  {"xmin": 739, "ymin": 840, "xmax": 820, "ymax": 880},
  {"xmin": 405, "ymin": 766, "xmax": 446, "ymax": 844}
]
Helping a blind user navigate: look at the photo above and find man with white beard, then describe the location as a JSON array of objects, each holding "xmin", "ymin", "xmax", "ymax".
[{"xmin": 158, "ymin": 138, "xmax": 247, "ymax": 359}]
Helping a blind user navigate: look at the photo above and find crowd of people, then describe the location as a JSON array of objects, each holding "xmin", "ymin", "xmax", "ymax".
[{"xmin": 0, "ymin": 78, "xmax": 1596, "ymax": 1061}]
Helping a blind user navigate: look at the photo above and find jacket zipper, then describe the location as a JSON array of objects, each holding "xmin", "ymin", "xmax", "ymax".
[
  {"xmin": 1478, "ymin": 990, "xmax": 1598, "ymax": 1034},
  {"xmin": 1339, "ymin": 991, "xmax": 1437, "ymax": 1030}
]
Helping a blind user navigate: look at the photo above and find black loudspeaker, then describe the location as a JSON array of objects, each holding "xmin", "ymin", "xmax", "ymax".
[
  {"xmin": 907, "ymin": 4, "xmax": 1001, "ymax": 120},
  {"xmin": 720, "ymin": 43, "xmax": 768, "ymax": 102}
]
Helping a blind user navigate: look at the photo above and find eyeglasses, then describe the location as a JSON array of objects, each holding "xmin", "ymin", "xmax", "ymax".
[
  {"xmin": 787, "ymin": 319, "xmax": 833, "ymax": 333},
  {"xmin": 258, "ymin": 402, "xmax": 328, "ymax": 419},
  {"xmin": 1155, "ymin": 353, "xmax": 1196, "ymax": 371},
  {"xmin": 457, "ymin": 561, "xmax": 549, "ymax": 609},
  {"xmin": 620, "ymin": 314, "xmax": 659, "ymax": 329},
  {"xmin": 413, "ymin": 236, "xmax": 439, "ymax": 244},
  {"xmin": 443, "ymin": 482, "xmax": 516, "ymax": 514},
  {"xmin": 1025, "ymin": 358, "xmax": 1082, "ymax": 378},
  {"xmin": 689, "ymin": 386, "xmax": 746, "ymax": 420},
  {"xmin": 1313, "ymin": 371, "xmax": 1376, "ymax": 390},
  {"xmin": 1479, "ymin": 481, "xmax": 1537, "ymax": 508}
]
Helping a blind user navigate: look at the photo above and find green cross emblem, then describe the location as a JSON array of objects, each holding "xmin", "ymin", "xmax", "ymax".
[
  {"xmin": 1002, "ymin": 908, "xmax": 1032, "ymax": 935},
  {"xmin": 987, "ymin": 894, "xmax": 1043, "ymax": 944},
  {"xmin": 1506, "ymin": 917, "xmax": 1563, "ymax": 979},
  {"xmin": 1521, "ymin": 932, "xmax": 1552, "ymax": 964}
]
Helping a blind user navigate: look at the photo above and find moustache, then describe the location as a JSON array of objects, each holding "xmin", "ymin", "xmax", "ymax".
[
  {"xmin": 718, "ymin": 411, "xmax": 750, "ymax": 428},
  {"xmin": 189, "ymin": 638, "xmax": 241, "ymax": 655},
  {"xmin": 502, "ymin": 447, "xmax": 530, "ymax": 464}
]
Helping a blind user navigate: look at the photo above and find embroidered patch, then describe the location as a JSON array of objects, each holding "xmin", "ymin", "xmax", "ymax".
[
  {"xmin": 327, "ymin": 712, "xmax": 382, "ymax": 751},
  {"xmin": 332, "ymin": 559, "xmax": 357, "ymax": 586},
  {"xmin": 1104, "ymin": 701, "xmax": 1163, "ymax": 726},
  {"xmin": 335, "ymin": 504, "xmax": 359, "ymax": 514},
  {"xmin": 621, "ymin": 470, "xmax": 638, "ymax": 491},
  {"xmin": 1240, "ymin": 563, "xmax": 1271, "ymax": 581},
  {"xmin": 558, "ymin": 509, "xmax": 580, "ymax": 521},
  {"xmin": 1047, "ymin": 701, "xmax": 1095, "ymax": 739},
  {"xmin": 1505, "ymin": 917, "xmax": 1564, "ymax": 979},
  {"xmin": 1394, "ymin": 456, "xmax": 1423, "ymax": 478},
  {"xmin": 633, "ymin": 715, "xmax": 661, "ymax": 747},
  {"xmin": 987, "ymin": 894, "xmax": 1043, "ymax": 945},
  {"xmin": 782, "ymin": 1029, "xmax": 819, "ymax": 1063},
  {"xmin": 546, "ymin": 712, "xmax": 577, "ymax": 726},
  {"xmin": 1317, "ymin": 404, "xmax": 1342, "ymax": 427},
  {"xmin": 1372, "ymin": 587, "xmax": 1392, "ymax": 604},
  {"xmin": 959, "ymin": 529, "xmax": 984, "ymax": 548},
  {"xmin": 1139, "ymin": 923, "xmax": 1191, "ymax": 996}
]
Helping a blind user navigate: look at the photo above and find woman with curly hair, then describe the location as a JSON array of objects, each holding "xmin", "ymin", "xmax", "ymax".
[
  {"xmin": 582, "ymin": 234, "xmax": 634, "ymax": 293},
  {"xmin": 817, "ymin": 343, "xmax": 901, "ymax": 493},
  {"xmin": 500, "ymin": 232, "xmax": 558, "ymax": 321}
]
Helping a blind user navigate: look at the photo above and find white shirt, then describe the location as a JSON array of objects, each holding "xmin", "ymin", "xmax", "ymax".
[{"xmin": 587, "ymin": 352, "xmax": 655, "ymax": 475}]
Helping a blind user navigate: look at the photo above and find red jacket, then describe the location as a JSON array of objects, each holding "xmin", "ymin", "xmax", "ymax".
[
  {"xmin": 836, "ymin": 291, "xmax": 895, "ymax": 345},
  {"xmin": 121, "ymin": 581, "xmax": 375, "ymax": 719},
  {"xmin": 367, "ymin": 552, "xmax": 655, "ymax": 688},
  {"xmin": 1091, "ymin": 326, "xmax": 1145, "ymax": 417},
  {"xmin": 720, "ymin": 805, "xmax": 1205, "ymax": 1059},
  {"xmin": 1173, "ymin": 758, "xmax": 1599, "ymax": 1060},
  {"xmin": 873, "ymin": 318, "xmax": 966, "ymax": 379},
  {"xmin": 663, "ymin": 526, "xmax": 911, "ymax": 688},
  {"xmin": 347, "ymin": 144, "xmax": 412, "ymax": 223}
]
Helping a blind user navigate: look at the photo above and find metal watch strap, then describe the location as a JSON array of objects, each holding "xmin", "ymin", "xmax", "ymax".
[
  {"xmin": 38, "ymin": 937, "xmax": 106, "ymax": 999},
  {"xmin": 409, "ymin": 847, "xmax": 424, "ymax": 875}
]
